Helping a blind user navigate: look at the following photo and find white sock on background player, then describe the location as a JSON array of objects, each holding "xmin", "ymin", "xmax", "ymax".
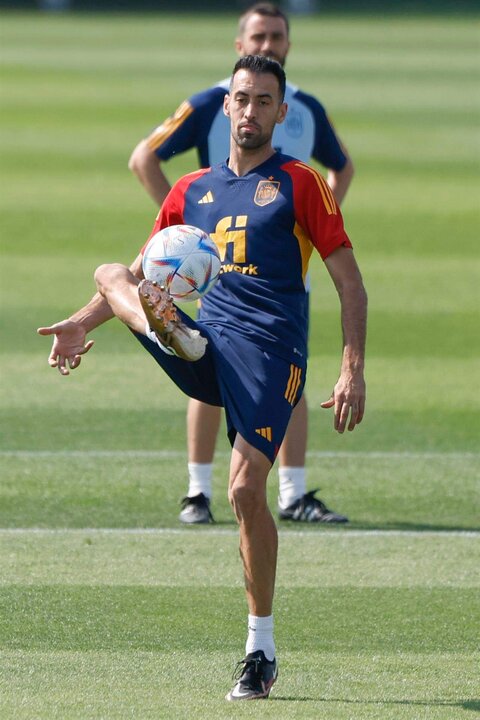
[
  {"xmin": 278, "ymin": 466, "xmax": 306, "ymax": 508},
  {"xmin": 187, "ymin": 462, "xmax": 212, "ymax": 499},
  {"xmin": 187, "ymin": 464, "xmax": 306, "ymax": 505}
]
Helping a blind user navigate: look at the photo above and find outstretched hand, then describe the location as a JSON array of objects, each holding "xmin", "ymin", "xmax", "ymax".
[
  {"xmin": 37, "ymin": 320, "xmax": 94, "ymax": 376},
  {"xmin": 321, "ymin": 371, "xmax": 365, "ymax": 433}
]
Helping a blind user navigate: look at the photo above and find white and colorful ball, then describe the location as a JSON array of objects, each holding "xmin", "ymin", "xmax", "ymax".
[{"xmin": 142, "ymin": 224, "xmax": 221, "ymax": 302}]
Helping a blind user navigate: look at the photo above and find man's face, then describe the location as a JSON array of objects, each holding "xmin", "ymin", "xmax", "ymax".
[
  {"xmin": 236, "ymin": 14, "xmax": 290, "ymax": 67},
  {"xmin": 224, "ymin": 69, "xmax": 287, "ymax": 151}
]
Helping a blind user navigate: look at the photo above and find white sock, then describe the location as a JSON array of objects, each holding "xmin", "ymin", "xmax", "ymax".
[
  {"xmin": 187, "ymin": 462, "xmax": 213, "ymax": 499},
  {"xmin": 245, "ymin": 614, "xmax": 275, "ymax": 661},
  {"xmin": 278, "ymin": 466, "xmax": 306, "ymax": 509},
  {"xmin": 144, "ymin": 322, "xmax": 175, "ymax": 355}
]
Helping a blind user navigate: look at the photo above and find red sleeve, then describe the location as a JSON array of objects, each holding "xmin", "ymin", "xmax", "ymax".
[
  {"xmin": 140, "ymin": 168, "xmax": 211, "ymax": 255},
  {"xmin": 282, "ymin": 160, "xmax": 352, "ymax": 260}
]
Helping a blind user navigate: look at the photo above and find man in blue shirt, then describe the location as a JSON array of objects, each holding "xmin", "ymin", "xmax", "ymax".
[
  {"xmin": 38, "ymin": 56, "xmax": 367, "ymax": 700},
  {"xmin": 129, "ymin": 3, "xmax": 354, "ymax": 525}
]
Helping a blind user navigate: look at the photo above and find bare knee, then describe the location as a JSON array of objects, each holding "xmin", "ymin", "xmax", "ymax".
[
  {"xmin": 94, "ymin": 263, "xmax": 125, "ymax": 296},
  {"xmin": 229, "ymin": 477, "xmax": 266, "ymax": 522}
]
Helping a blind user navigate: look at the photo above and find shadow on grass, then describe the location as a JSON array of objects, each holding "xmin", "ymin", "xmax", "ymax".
[
  {"xmin": 346, "ymin": 522, "xmax": 480, "ymax": 533},
  {"xmin": 276, "ymin": 520, "xmax": 480, "ymax": 533},
  {"xmin": 272, "ymin": 697, "xmax": 480, "ymax": 711},
  {"xmin": 175, "ymin": 519, "xmax": 480, "ymax": 533}
]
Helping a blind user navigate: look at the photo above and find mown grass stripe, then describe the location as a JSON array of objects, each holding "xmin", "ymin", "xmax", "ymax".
[
  {"xmin": 1, "ymin": 450, "xmax": 478, "ymax": 459},
  {"xmin": 1, "ymin": 528, "xmax": 479, "ymax": 537}
]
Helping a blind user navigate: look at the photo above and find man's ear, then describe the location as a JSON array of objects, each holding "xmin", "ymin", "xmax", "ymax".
[
  {"xmin": 224, "ymin": 93, "xmax": 231, "ymax": 117},
  {"xmin": 277, "ymin": 102, "xmax": 288, "ymax": 125},
  {"xmin": 234, "ymin": 37, "xmax": 243, "ymax": 56}
]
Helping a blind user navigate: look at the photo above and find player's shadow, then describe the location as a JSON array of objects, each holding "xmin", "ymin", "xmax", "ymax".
[
  {"xmin": 271, "ymin": 697, "xmax": 480, "ymax": 712},
  {"xmin": 346, "ymin": 521, "xmax": 480, "ymax": 532},
  {"xmin": 211, "ymin": 519, "xmax": 480, "ymax": 531}
]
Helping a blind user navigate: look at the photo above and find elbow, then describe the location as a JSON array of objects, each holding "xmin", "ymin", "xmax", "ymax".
[
  {"xmin": 353, "ymin": 273, "xmax": 367, "ymax": 305},
  {"xmin": 357, "ymin": 284, "xmax": 368, "ymax": 316},
  {"xmin": 344, "ymin": 155, "xmax": 355, "ymax": 182},
  {"xmin": 128, "ymin": 148, "xmax": 138, "ymax": 175},
  {"xmin": 128, "ymin": 146, "xmax": 141, "ymax": 176},
  {"xmin": 128, "ymin": 140, "xmax": 152, "ymax": 178},
  {"xmin": 360, "ymin": 283, "xmax": 368, "ymax": 308}
]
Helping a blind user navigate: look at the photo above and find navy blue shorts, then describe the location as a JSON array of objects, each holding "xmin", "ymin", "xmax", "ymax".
[{"xmin": 132, "ymin": 310, "xmax": 306, "ymax": 464}]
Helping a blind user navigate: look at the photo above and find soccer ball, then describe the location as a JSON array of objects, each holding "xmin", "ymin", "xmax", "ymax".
[{"xmin": 142, "ymin": 224, "xmax": 221, "ymax": 302}]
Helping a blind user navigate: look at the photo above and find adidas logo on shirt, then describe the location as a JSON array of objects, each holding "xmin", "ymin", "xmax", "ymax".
[{"xmin": 198, "ymin": 191, "xmax": 214, "ymax": 204}]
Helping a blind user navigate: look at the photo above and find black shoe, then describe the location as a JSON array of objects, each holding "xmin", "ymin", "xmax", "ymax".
[
  {"xmin": 278, "ymin": 489, "xmax": 349, "ymax": 523},
  {"xmin": 226, "ymin": 650, "xmax": 278, "ymax": 701},
  {"xmin": 179, "ymin": 493, "xmax": 214, "ymax": 524}
]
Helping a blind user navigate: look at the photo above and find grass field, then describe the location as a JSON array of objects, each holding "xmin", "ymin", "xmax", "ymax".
[{"xmin": 1, "ymin": 10, "xmax": 479, "ymax": 719}]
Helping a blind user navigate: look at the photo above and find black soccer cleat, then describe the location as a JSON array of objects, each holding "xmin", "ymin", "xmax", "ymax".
[
  {"xmin": 179, "ymin": 493, "xmax": 214, "ymax": 524},
  {"xmin": 278, "ymin": 489, "xmax": 349, "ymax": 523},
  {"xmin": 226, "ymin": 650, "xmax": 278, "ymax": 701}
]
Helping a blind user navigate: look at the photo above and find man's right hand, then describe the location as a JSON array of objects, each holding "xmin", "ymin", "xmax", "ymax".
[{"xmin": 37, "ymin": 320, "xmax": 94, "ymax": 376}]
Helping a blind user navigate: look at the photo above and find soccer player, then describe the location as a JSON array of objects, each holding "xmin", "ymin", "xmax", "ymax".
[
  {"xmin": 129, "ymin": 2, "xmax": 354, "ymax": 525},
  {"xmin": 39, "ymin": 56, "xmax": 367, "ymax": 700}
]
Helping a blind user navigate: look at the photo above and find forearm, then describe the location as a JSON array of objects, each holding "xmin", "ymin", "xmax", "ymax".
[
  {"xmin": 328, "ymin": 156, "xmax": 354, "ymax": 206},
  {"xmin": 138, "ymin": 162, "xmax": 172, "ymax": 208},
  {"xmin": 322, "ymin": 247, "xmax": 366, "ymax": 431},
  {"xmin": 129, "ymin": 141, "xmax": 171, "ymax": 207},
  {"xmin": 68, "ymin": 292, "xmax": 115, "ymax": 334},
  {"xmin": 325, "ymin": 248, "xmax": 367, "ymax": 370},
  {"xmin": 337, "ymin": 269, "xmax": 367, "ymax": 376},
  {"xmin": 71, "ymin": 254, "xmax": 144, "ymax": 334}
]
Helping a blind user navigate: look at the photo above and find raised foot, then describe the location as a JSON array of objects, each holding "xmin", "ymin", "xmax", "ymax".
[{"xmin": 138, "ymin": 279, "xmax": 207, "ymax": 361}]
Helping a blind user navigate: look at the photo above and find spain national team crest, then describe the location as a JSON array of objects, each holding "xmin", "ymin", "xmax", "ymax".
[{"xmin": 254, "ymin": 180, "xmax": 280, "ymax": 207}]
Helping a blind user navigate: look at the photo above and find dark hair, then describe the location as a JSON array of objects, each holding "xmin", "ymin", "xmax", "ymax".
[
  {"xmin": 238, "ymin": 2, "xmax": 289, "ymax": 38},
  {"xmin": 230, "ymin": 55, "xmax": 286, "ymax": 101}
]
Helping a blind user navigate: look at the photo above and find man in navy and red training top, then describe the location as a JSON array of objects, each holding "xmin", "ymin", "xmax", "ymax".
[
  {"xmin": 38, "ymin": 56, "xmax": 367, "ymax": 702},
  {"xmin": 130, "ymin": 2, "xmax": 354, "ymax": 526}
]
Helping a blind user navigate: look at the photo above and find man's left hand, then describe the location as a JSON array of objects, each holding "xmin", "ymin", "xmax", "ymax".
[{"xmin": 321, "ymin": 371, "xmax": 365, "ymax": 433}]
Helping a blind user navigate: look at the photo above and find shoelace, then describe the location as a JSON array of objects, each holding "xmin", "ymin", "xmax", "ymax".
[
  {"xmin": 232, "ymin": 655, "xmax": 262, "ymax": 681},
  {"xmin": 299, "ymin": 489, "xmax": 329, "ymax": 513}
]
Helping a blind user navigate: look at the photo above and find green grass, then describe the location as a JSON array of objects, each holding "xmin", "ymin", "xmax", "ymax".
[
  {"xmin": 1, "ymin": 452, "xmax": 479, "ymax": 530},
  {"xmin": 1, "ymin": 10, "xmax": 479, "ymax": 719},
  {"xmin": 1, "ymin": 530, "xmax": 479, "ymax": 718}
]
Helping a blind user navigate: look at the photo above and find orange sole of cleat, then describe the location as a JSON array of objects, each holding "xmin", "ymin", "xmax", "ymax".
[{"xmin": 138, "ymin": 279, "xmax": 207, "ymax": 361}]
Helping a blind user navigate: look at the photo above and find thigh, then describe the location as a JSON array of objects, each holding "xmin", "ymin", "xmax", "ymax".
[
  {"xmin": 130, "ymin": 314, "xmax": 222, "ymax": 406},
  {"xmin": 214, "ymin": 334, "xmax": 306, "ymax": 464}
]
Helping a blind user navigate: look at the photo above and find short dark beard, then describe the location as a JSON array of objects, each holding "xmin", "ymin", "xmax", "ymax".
[{"xmin": 233, "ymin": 132, "xmax": 271, "ymax": 151}]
